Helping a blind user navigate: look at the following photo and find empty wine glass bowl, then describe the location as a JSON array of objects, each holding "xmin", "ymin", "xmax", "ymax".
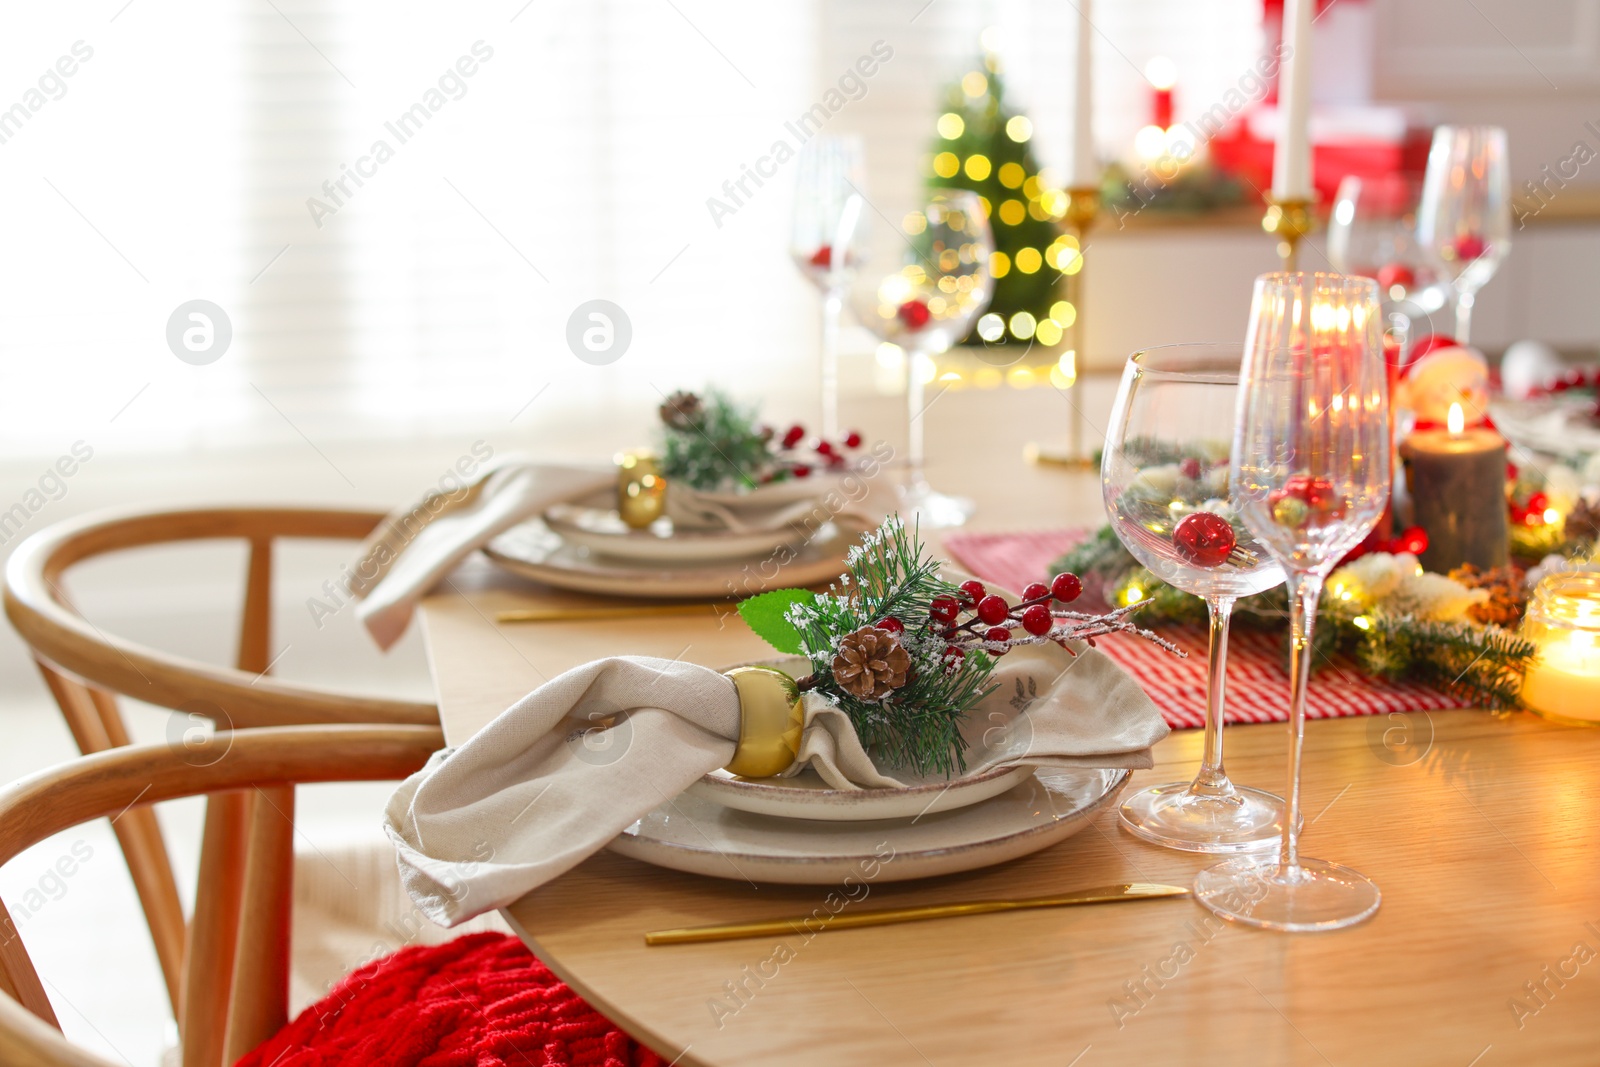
[
  {"xmin": 791, "ymin": 134, "xmax": 868, "ymax": 440},
  {"xmin": 1328, "ymin": 174, "xmax": 1449, "ymax": 361},
  {"xmin": 1102, "ymin": 343, "xmax": 1290, "ymax": 852}
]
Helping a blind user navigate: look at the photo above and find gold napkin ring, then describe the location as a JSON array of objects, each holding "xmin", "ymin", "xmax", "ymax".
[
  {"xmin": 616, "ymin": 451, "xmax": 667, "ymax": 529},
  {"xmin": 723, "ymin": 666, "xmax": 805, "ymax": 778}
]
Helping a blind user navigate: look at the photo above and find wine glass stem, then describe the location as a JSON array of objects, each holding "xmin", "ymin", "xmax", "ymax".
[
  {"xmin": 1454, "ymin": 290, "xmax": 1475, "ymax": 345},
  {"xmin": 905, "ymin": 346, "xmax": 928, "ymax": 493},
  {"xmin": 1279, "ymin": 571, "xmax": 1322, "ymax": 871},
  {"xmin": 1187, "ymin": 595, "xmax": 1237, "ymax": 798},
  {"xmin": 820, "ymin": 286, "xmax": 844, "ymax": 442}
]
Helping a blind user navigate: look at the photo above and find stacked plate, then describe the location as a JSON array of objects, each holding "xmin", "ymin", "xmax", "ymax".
[
  {"xmin": 609, "ymin": 661, "xmax": 1131, "ymax": 885},
  {"xmin": 483, "ymin": 485, "xmax": 873, "ymax": 598}
]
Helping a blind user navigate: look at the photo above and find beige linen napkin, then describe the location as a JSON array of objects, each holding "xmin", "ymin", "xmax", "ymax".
[{"xmin": 384, "ymin": 641, "xmax": 1168, "ymax": 927}]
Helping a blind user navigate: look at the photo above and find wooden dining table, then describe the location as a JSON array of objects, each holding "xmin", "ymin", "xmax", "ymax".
[{"xmin": 415, "ymin": 395, "xmax": 1600, "ymax": 1066}]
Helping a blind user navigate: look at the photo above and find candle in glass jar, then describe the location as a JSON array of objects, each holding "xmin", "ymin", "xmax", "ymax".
[
  {"xmin": 1398, "ymin": 402, "xmax": 1508, "ymax": 572},
  {"xmin": 1521, "ymin": 573, "xmax": 1600, "ymax": 724}
]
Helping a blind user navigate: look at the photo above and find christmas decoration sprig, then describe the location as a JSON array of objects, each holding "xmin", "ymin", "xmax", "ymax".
[
  {"xmin": 738, "ymin": 516, "xmax": 1184, "ymax": 777},
  {"xmin": 657, "ymin": 390, "xmax": 863, "ymax": 493}
]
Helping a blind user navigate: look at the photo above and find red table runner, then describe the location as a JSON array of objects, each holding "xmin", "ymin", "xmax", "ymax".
[{"xmin": 944, "ymin": 529, "xmax": 1460, "ymax": 729}]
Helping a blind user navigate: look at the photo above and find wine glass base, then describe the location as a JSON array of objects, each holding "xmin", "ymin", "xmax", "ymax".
[
  {"xmin": 1118, "ymin": 782, "xmax": 1291, "ymax": 853},
  {"xmin": 897, "ymin": 484, "xmax": 974, "ymax": 529},
  {"xmin": 1193, "ymin": 855, "xmax": 1381, "ymax": 932}
]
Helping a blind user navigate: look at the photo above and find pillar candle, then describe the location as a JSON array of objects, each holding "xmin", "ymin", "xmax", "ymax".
[
  {"xmin": 1398, "ymin": 412, "xmax": 1507, "ymax": 572},
  {"xmin": 1067, "ymin": 0, "xmax": 1097, "ymax": 187},
  {"xmin": 1272, "ymin": 0, "xmax": 1313, "ymax": 200}
]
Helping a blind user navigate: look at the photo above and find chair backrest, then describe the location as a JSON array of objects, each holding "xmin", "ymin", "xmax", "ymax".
[
  {"xmin": 2, "ymin": 507, "xmax": 440, "ymax": 1040},
  {"xmin": 0, "ymin": 725, "xmax": 443, "ymax": 1067}
]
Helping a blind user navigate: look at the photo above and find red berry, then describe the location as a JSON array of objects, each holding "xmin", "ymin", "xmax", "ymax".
[
  {"xmin": 985, "ymin": 625, "xmax": 1011, "ymax": 643},
  {"xmin": 976, "ymin": 595, "xmax": 1010, "ymax": 626},
  {"xmin": 791, "ymin": 464, "xmax": 812, "ymax": 478},
  {"xmin": 782, "ymin": 424, "xmax": 805, "ymax": 448},
  {"xmin": 1051, "ymin": 573, "xmax": 1083, "ymax": 603},
  {"xmin": 1021, "ymin": 582, "xmax": 1051, "ymax": 602},
  {"xmin": 1178, "ymin": 457, "xmax": 1202, "ymax": 480},
  {"xmin": 1455, "ymin": 234, "xmax": 1487, "ymax": 261},
  {"xmin": 1173, "ymin": 512, "xmax": 1236, "ymax": 568},
  {"xmin": 958, "ymin": 579, "xmax": 987, "ymax": 604},
  {"xmin": 1376, "ymin": 263, "xmax": 1415, "ymax": 292},
  {"xmin": 942, "ymin": 646, "xmax": 966, "ymax": 670},
  {"xmin": 843, "ymin": 431, "xmax": 863, "ymax": 449},
  {"xmin": 809, "ymin": 245, "xmax": 832, "ymax": 268},
  {"xmin": 1021, "ymin": 604, "xmax": 1053, "ymax": 636},
  {"xmin": 930, "ymin": 596, "xmax": 961, "ymax": 625},
  {"xmin": 897, "ymin": 298, "xmax": 932, "ymax": 331},
  {"xmin": 875, "ymin": 617, "xmax": 905, "ymax": 634},
  {"xmin": 816, "ymin": 440, "xmax": 837, "ymax": 457}
]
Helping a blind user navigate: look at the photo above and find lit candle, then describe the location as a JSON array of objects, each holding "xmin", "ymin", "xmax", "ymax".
[
  {"xmin": 1067, "ymin": 0, "xmax": 1098, "ymax": 187},
  {"xmin": 1521, "ymin": 574, "xmax": 1600, "ymax": 724},
  {"xmin": 1272, "ymin": 0, "xmax": 1314, "ymax": 200},
  {"xmin": 1398, "ymin": 401, "xmax": 1508, "ymax": 572}
]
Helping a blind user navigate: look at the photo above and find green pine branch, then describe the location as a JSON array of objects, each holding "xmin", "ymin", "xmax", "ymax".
[
  {"xmin": 658, "ymin": 390, "xmax": 775, "ymax": 492},
  {"xmin": 1355, "ymin": 616, "xmax": 1535, "ymax": 711}
]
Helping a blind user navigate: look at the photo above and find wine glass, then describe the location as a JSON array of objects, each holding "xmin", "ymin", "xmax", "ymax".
[
  {"xmin": 1415, "ymin": 125, "xmax": 1511, "ymax": 344},
  {"xmin": 1327, "ymin": 174, "xmax": 1449, "ymax": 365},
  {"xmin": 1195, "ymin": 271, "xmax": 1390, "ymax": 932},
  {"xmin": 856, "ymin": 190, "xmax": 993, "ymax": 528},
  {"xmin": 1102, "ymin": 343, "xmax": 1291, "ymax": 852},
  {"xmin": 791, "ymin": 135, "xmax": 868, "ymax": 442}
]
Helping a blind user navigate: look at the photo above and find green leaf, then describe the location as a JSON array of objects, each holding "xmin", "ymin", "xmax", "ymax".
[{"xmin": 737, "ymin": 588, "xmax": 817, "ymax": 655}]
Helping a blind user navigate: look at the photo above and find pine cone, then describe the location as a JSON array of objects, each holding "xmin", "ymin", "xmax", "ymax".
[
  {"xmin": 1448, "ymin": 563, "xmax": 1527, "ymax": 627},
  {"xmin": 831, "ymin": 625, "xmax": 911, "ymax": 701},
  {"xmin": 659, "ymin": 391, "xmax": 704, "ymax": 430},
  {"xmin": 1565, "ymin": 498, "xmax": 1600, "ymax": 544}
]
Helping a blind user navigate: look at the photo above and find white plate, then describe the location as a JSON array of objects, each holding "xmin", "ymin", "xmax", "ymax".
[
  {"xmin": 688, "ymin": 764, "xmax": 1036, "ymax": 822},
  {"xmin": 483, "ymin": 517, "xmax": 865, "ymax": 599},
  {"xmin": 607, "ymin": 768, "xmax": 1128, "ymax": 885},
  {"xmin": 542, "ymin": 503, "xmax": 803, "ymax": 564}
]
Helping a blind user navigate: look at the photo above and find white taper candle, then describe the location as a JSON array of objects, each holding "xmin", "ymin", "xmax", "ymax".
[{"xmin": 1272, "ymin": 0, "xmax": 1313, "ymax": 200}]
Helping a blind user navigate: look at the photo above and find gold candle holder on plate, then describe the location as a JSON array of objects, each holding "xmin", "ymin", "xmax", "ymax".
[{"xmin": 1027, "ymin": 185, "xmax": 1100, "ymax": 470}]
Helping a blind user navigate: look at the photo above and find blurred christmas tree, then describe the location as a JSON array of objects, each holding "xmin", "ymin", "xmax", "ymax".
[{"xmin": 927, "ymin": 51, "xmax": 1075, "ymax": 349}]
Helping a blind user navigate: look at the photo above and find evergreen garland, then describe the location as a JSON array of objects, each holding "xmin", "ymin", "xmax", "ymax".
[{"xmin": 658, "ymin": 391, "xmax": 774, "ymax": 493}]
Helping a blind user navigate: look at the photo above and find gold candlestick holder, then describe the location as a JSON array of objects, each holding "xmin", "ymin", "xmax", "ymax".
[
  {"xmin": 1262, "ymin": 197, "xmax": 1314, "ymax": 273},
  {"xmin": 1027, "ymin": 185, "xmax": 1100, "ymax": 470}
]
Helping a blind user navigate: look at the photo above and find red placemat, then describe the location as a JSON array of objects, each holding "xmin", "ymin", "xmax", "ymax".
[{"xmin": 943, "ymin": 529, "xmax": 1460, "ymax": 729}]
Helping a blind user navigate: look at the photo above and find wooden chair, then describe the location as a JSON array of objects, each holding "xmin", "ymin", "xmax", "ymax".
[
  {"xmin": 2, "ymin": 507, "xmax": 439, "ymax": 1050},
  {"xmin": 0, "ymin": 724, "xmax": 444, "ymax": 1067}
]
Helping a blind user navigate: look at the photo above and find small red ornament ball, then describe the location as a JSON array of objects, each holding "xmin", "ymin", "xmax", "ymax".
[
  {"xmin": 843, "ymin": 430, "xmax": 863, "ymax": 449},
  {"xmin": 810, "ymin": 245, "xmax": 832, "ymax": 268},
  {"xmin": 985, "ymin": 626, "xmax": 1012, "ymax": 653},
  {"xmin": 976, "ymin": 595, "xmax": 1010, "ymax": 626},
  {"xmin": 1376, "ymin": 263, "xmax": 1415, "ymax": 291},
  {"xmin": 929, "ymin": 596, "xmax": 961, "ymax": 625},
  {"xmin": 1178, "ymin": 457, "xmax": 1202, "ymax": 480},
  {"xmin": 897, "ymin": 298, "xmax": 932, "ymax": 331},
  {"xmin": 781, "ymin": 424, "xmax": 806, "ymax": 448},
  {"xmin": 1174, "ymin": 512, "xmax": 1236, "ymax": 568},
  {"xmin": 1021, "ymin": 604, "xmax": 1053, "ymax": 636},
  {"xmin": 958, "ymin": 579, "xmax": 987, "ymax": 604},
  {"xmin": 1455, "ymin": 234, "xmax": 1487, "ymax": 261},
  {"xmin": 1021, "ymin": 582, "xmax": 1051, "ymax": 602},
  {"xmin": 1050, "ymin": 572, "xmax": 1082, "ymax": 603},
  {"xmin": 875, "ymin": 616, "xmax": 905, "ymax": 634}
]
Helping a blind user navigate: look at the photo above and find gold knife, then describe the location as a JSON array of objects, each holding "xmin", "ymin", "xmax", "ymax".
[
  {"xmin": 644, "ymin": 882, "xmax": 1190, "ymax": 946},
  {"xmin": 496, "ymin": 602, "xmax": 726, "ymax": 623}
]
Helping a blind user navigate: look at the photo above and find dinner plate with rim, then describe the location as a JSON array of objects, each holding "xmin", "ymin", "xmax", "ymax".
[
  {"xmin": 607, "ymin": 768, "xmax": 1129, "ymax": 885},
  {"xmin": 542, "ymin": 503, "xmax": 804, "ymax": 564},
  {"xmin": 483, "ymin": 516, "xmax": 867, "ymax": 599}
]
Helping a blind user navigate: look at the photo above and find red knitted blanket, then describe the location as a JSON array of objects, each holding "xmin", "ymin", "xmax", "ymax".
[{"xmin": 235, "ymin": 933, "xmax": 666, "ymax": 1067}]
